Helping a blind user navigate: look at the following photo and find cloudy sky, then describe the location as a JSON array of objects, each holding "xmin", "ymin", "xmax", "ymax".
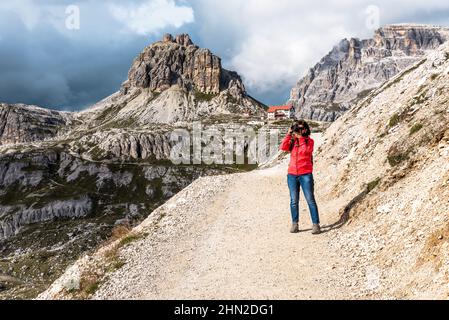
[{"xmin": 1, "ymin": 0, "xmax": 449, "ymax": 111}]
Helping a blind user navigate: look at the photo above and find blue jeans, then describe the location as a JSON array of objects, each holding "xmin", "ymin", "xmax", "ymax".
[{"xmin": 287, "ymin": 173, "xmax": 320, "ymax": 224}]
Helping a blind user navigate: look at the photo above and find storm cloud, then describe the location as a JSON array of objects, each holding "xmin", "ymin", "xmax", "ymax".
[
  {"xmin": 1, "ymin": 0, "xmax": 449, "ymax": 110},
  {"xmin": 0, "ymin": 0, "xmax": 195, "ymax": 111}
]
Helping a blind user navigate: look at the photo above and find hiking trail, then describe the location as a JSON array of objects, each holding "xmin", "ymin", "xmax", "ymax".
[{"xmin": 86, "ymin": 133, "xmax": 358, "ymax": 299}]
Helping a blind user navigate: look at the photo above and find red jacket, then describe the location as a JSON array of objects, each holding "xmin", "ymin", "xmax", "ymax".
[{"xmin": 280, "ymin": 134, "xmax": 314, "ymax": 175}]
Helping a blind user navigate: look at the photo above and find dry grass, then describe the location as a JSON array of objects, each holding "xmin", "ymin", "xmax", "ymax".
[
  {"xmin": 118, "ymin": 233, "xmax": 144, "ymax": 247},
  {"xmin": 77, "ymin": 270, "xmax": 101, "ymax": 300},
  {"xmin": 64, "ymin": 224, "xmax": 140, "ymax": 299},
  {"xmin": 107, "ymin": 224, "xmax": 133, "ymax": 244},
  {"xmin": 104, "ymin": 244, "xmax": 126, "ymax": 273},
  {"xmin": 389, "ymin": 113, "xmax": 400, "ymax": 128},
  {"xmin": 103, "ymin": 245, "xmax": 119, "ymax": 261},
  {"xmin": 101, "ymin": 227, "xmax": 145, "ymax": 274}
]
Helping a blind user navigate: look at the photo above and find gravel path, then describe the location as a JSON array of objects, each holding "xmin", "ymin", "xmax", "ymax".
[{"xmin": 90, "ymin": 133, "xmax": 357, "ymax": 300}]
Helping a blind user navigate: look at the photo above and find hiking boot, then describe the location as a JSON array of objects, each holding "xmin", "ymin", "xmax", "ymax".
[
  {"xmin": 290, "ymin": 223, "xmax": 299, "ymax": 233},
  {"xmin": 312, "ymin": 224, "xmax": 321, "ymax": 235}
]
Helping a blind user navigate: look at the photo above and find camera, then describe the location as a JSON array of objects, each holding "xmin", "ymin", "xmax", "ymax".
[{"xmin": 291, "ymin": 123, "xmax": 301, "ymax": 133}]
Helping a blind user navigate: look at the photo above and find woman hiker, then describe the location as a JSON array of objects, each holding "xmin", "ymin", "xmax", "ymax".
[{"xmin": 280, "ymin": 120, "xmax": 321, "ymax": 235}]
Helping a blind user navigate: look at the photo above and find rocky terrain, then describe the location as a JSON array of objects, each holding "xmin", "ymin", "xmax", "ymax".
[
  {"xmin": 0, "ymin": 103, "xmax": 77, "ymax": 145},
  {"xmin": 39, "ymin": 34, "xmax": 448, "ymax": 300},
  {"xmin": 288, "ymin": 24, "xmax": 449, "ymax": 121},
  {"xmin": 0, "ymin": 34, "xmax": 269, "ymax": 299}
]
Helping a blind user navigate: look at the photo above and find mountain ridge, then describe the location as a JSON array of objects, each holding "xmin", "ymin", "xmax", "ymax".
[{"xmin": 287, "ymin": 24, "xmax": 449, "ymax": 121}]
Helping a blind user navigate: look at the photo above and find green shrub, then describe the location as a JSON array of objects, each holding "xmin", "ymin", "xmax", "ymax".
[
  {"xmin": 410, "ymin": 123, "xmax": 423, "ymax": 135},
  {"xmin": 119, "ymin": 233, "xmax": 143, "ymax": 247},
  {"xmin": 194, "ymin": 91, "xmax": 217, "ymax": 102},
  {"xmin": 367, "ymin": 178, "xmax": 381, "ymax": 193},
  {"xmin": 387, "ymin": 152, "xmax": 409, "ymax": 166},
  {"xmin": 389, "ymin": 113, "xmax": 399, "ymax": 128}
]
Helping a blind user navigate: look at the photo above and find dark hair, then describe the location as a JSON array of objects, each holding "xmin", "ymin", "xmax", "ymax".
[
  {"xmin": 291, "ymin": 120, "xmax": 311, "ymax": 136},
  {"xmin": 289, "ymin": 120, "xmax": 311, "ymax": 151}
]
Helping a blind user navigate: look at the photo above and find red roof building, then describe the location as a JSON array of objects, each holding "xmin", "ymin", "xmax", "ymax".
[
  {"xmin": 267, "ymin": 105, "xmax": 293, "ymax": 120},
  {"xmin": 267, "ymin": 105, "xmax": 291, "ymax": 113}
]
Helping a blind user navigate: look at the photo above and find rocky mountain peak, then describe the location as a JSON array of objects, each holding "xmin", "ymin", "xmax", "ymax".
[
  {"xmin": 162, "ymin": 33, "xmax": 194, "ymax": 47},
  {"xmin": 122, "ymin": 33, "xmax": 242, "ymax": 96},
  {"xmin": 108, "ymin": 33, "xmax": 266, "ymax": 124},
  {"xmin": 176, "ymin": 33, "xmax": 194, "ymax": 47},
  {"xmin": 162, "ymin": 33, "xmax": 174, "ymax": 43},
  {"xmin": 288, "ymin": 24, "xmax": 449, "ymax": 122}
]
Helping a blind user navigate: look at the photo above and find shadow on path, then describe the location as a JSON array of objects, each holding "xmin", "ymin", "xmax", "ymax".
[{"xmin": 320, "ymin": 188, "xmax": 369, "ymax": 233}]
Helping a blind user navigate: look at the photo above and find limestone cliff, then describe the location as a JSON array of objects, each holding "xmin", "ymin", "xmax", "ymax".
[
  {"xmin": 0, "ymin": 103, "xmax": 76, "ymax": 145},
  {"xmin": 288, "ymin": 24, "xmax": 449, "ymax": 121}
]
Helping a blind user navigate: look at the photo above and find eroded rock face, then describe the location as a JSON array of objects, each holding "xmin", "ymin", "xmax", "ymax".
[
  {"xmin": 0, "ymin": 143, "xmax": 231, "ymax": 299},
  {"xmin": 83, "ymin": 131, "xmax": 173, "ymax": 160},
  {"xmin": 124, "ymin": 33, "xmax": 244, "ymax": 96},
  {"xmin": 288, "ymin": 24, "xmax": 449, "ymax": 121},
  {"xmin": 124, "ymin": 33, "xmax": 220, "ymax": 94},
  {"xmin": 0, "ymin": 104, "xmax": 72, "ymax": 145},
  {"xmin": 0, "ymin": 147, "xmax": 228, "ymax": 241},
  {"xmin": 0, "ymin": 197, "xmax": 93, "ymax": 239}
]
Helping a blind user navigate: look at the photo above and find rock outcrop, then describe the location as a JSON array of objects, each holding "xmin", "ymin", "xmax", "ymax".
[
  {"xmin": 112, "ymin": 33, "xmax": 265, "ymax": 124},
  {"xmin": 0, "ymin": 197, "xmax": 93, "ymax": 239},
  {"xmin": 288, "ymin": 24, "xmax": 449, "ymax": 121},
  {"xmin": 0, "ymin": 147, "xmax": 227, "ymax": 241},
  {"xmin": 0, "ymin": 139, "xmax": 235, "ymax": 299},
  {"xmin": 0, "ymin": 103, "xmax": 74, "ymax": 145},
  {"xmin": 123, "ymin": 33, "xmax": 222, "ymax": 94}
]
